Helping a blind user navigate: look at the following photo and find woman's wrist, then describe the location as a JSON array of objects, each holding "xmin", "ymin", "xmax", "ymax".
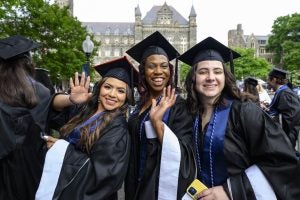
[{"xmin": 68, "ymin": 95, "xmax": 77, "ymax": 105}]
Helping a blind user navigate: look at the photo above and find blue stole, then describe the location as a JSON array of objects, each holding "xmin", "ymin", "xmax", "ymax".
[
  {"xmin": 194, "ymin": 100, "xmax": 232, "ymax": 187},
  {"xmin": 66, "ymin": 112, "xmax": 104, "ymax": 145},
  {"xmin": 138, "ymin": 97, "xmax": 170, "ymax": 179},
  {"xmin": 268, "ymin": 84, "xmax": 289, "ymax": 117}
]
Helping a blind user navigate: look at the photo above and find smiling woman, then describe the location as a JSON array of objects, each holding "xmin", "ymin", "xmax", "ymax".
[
  {"xmin": 180, "ymin": 36, "xmax": 300, "ymax": 200},
  {"xmin": 36, "ymin": 56, "xmax": 138, "ymax": 200},
  {"xmin": 125, "ymin": 31, "xmax": 195, "ymax": 200}
]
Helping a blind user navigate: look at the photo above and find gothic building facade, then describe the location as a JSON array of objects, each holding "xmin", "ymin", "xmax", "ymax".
[
  {"xmin": 228, "ymin": 24, "xmax": 274, "ymax": 63},
  {"xmin": 82, "ymin": 3, "xmax": 197, "ymax": 65}
]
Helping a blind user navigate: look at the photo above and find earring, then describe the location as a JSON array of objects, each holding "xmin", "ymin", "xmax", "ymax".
[{"xmin": 98, "ymin": 99, "xmax": 101, "ymax": 103}]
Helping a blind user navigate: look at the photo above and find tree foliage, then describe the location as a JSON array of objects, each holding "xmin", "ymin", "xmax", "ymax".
[
  {"xmin": 267, "ymin": 13, "xmax": 300, "ymax": 85},
  {"xmin": 0, "ymin": 0, "xmax": 98, "ymax": 83},
  {"xmin": 233, "ymin": 48, "xmax": 271, "ymax": 81}
]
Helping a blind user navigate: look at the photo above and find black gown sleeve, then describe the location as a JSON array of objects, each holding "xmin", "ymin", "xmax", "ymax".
[
  {"xmin": 53, "ymin": 116, "xmax": 130, "ymax": 200},
  {"xmin": 225, "ymin": 101, "xmax": 300, "ymax": 199},
  {"xmin": 276, "ymin": 90, "xmax": 300, "ymax": 147},
  {"xmin": 167, "ymin": 97, "xmax": 196, "ymax": 199}
]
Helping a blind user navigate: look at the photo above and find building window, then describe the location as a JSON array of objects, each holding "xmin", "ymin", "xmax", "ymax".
[
  {"xmin": 258, "ymin": 40, "xmax": 266, "ymax": 45},
  {"xmin": 114, "ymin": 49, "xmax": 120, "ymax": 57},
  {"xmin": 105, "ymin": 50, "xmax": 110, "ymax": 57},
  {"xmin": 114, "ymin": 28, "xmax": 119, "ymax": 35},
  {"xmin": 181, "ymin": 37, "xmax": 187, "ymax": 52},
  {"xmin": 123, "ymin": 38, "xmax": 128, "ymax": 45},
  {"xmin": 105, "ymin": 38, "xmax": 110, "ymax": 44},
  {"xmin": 260, "ymin": 48, "xmax": 265, "ymax": 54},
  {"xmin": 105, "ymin": 27, "xmax": 110, "ymax": 35}
]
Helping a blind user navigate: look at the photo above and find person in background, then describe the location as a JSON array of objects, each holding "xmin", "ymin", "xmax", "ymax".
[
  {"xmin": 242, "ymin": 77, "xmax": 260, "ymax": 105},
  {"xmin": 125, "ymin": 31, "xmax": 195, "ymax": 200},
  {"xmin": 0, "ymin": 35, "xmax": 51, "ymax": 200},
  {"xmin": 35, "ymin": 56, "xmax": 138, "ymax": 200},
  {"xmin": 179, "ymin": 37, "xmax": 300, "ymax": 199},
  {"xmin": 34, "ymin": 68, "xmax": 55, "ymax": 95},
  {"xmin": 267, "ymin": 67, "xmax": 300, "ymax": 149},
  {"xmin": 256, "ymin": 81, "xmax": 271, "ymax": 109}
]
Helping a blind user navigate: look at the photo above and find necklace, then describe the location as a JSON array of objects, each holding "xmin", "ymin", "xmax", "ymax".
[{"xmin": 194, "ymin": 106, "xmax": 218, "ymax": 187}]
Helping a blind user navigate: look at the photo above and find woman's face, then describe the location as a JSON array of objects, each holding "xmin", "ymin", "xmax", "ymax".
[
  {"xmin": 194, "ymin": 60, "xmax": 225, "ymax": 102},
  {"xmin": 144, "ymin": 54, "xmax": 170, "ymax": 94},
  {"xmin": 98, "ymin": 77, "xmax": 127, "ymax": 111}
]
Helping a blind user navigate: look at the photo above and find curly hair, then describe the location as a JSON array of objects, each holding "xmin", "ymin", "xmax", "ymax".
[
  {"xmin": 184, "ymin": 63, "xmax": 241, "ymax": 115},
  {"xmin": 60, "ymin": 77, "xmax": 132, "ymax": 153},
  {"xmin": 0, "ymin": 55, "xmax": 38, "ymax": 108},
  {"xmin": 137, "ymin": 57, "xmax": 174, "ymax": 106}
]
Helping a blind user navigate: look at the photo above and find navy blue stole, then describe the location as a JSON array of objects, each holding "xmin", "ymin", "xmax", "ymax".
[
  {"xmin": 194, "ymin": 100, "xmax": 232, "ymax": 187},
  {"xmin": 268, "ymin": 84, "xmax": 289, "ymax": 117},
  {"xmin": 66, "ymin": 112, "xmax": 104, "ymax": 145}
]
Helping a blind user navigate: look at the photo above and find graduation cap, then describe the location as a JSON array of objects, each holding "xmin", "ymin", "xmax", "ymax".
[
  {"xmin": 126, "ymin": 31, "xmax": 179, "ymax": 63},
  {"xmin": 94, "ymin": 56, "xmax": 138, "ymax": 88},
  {"xmin": 0, "ymin": 35, "xmax": 39, "ymax": 60},
  {"xmin": 268, "ymin": 67, "xmax": 289, "ymax": 79},
  {"xmin": 244, "ymin": 77, "xmax": 258, "ymax": 87},
  {"xmin": 178, "ymin": 37, "xmax": 241, "ymax": 74},
  {"xmin": 126, "ymin": 31, "xmax": 180, "ymax": 87}
]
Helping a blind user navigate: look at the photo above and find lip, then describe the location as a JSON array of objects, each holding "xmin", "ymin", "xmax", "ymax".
[
  {"xmin": 151, "ymin": 77, "xmax": 165, "ymax": 86},
  {"xmin": 204, "ymin": 84, "xmax": 217, "ymax": 89},
  {"xmin": 105, "ymin": 98, "xmax": 117, "ymax": 105}
]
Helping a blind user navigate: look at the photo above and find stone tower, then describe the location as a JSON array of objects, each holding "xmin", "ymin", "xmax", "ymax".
[
  {"xmin": 188, "ymin": 5, "xmax": 197, "ymax": 49},
  {"xmin": 134, "ymin": 5, "xmax": 143, "ymax": 43}
]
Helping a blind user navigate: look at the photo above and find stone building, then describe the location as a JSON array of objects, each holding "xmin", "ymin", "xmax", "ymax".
[
  {"xmin": 82, "ymin": 2, "xmax": 197, "ymax": 66},
  {"xmin": 228, "ymin": 24, "xmax": 274, "ymax": 63}
]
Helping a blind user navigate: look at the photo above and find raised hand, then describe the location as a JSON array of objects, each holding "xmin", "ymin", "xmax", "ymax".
[
  {"xmin": 149, "ymin": 86, "xmax": 177, "ymax": 142},
  {"xmin": 69, "ymin": 72, "xmax": 92, "ymax": 104}
]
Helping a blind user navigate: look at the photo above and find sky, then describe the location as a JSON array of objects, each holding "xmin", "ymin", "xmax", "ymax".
[{"xmin": 72, "ymin": 0, "xmax": 299, "ymax": 45}]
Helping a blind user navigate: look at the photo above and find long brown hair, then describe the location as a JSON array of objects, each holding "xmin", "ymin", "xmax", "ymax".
[
  {"xmin": 0, "ymin": 55, "xmax": 38, "ymax": 107},
  {"xmin": 185, "ymin": 63, "xmax": 241, "ymax": 115},
  {"xmin": 60, "ymin": 77, "xmax": 132, "ymax": 153},
  {"xmin": 137, "ymin": 57, "xmax": 174, "ymax": 106}
]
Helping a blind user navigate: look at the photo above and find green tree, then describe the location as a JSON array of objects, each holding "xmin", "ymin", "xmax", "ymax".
[
  {"xmin": 267, "ymin": 13, "xmax": 300, "ymax": 83},
  {"xmin": 179, "ymin": 62, "xmax": 190, "ymax": 84},
  {"xmin": 232, "ymin": 48, "xmax": 271, "ymax": 80},
  {"xmin": 0, "ymin": 0, "xmax": 98, "ymax": 83}
]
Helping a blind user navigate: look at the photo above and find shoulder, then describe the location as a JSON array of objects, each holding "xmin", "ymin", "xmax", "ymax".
[
  {"xmin": 231, "ymin": 100, "xmax": 262, "ymax": 117},
  {"xmin": 103, "ymin": 114, "xmax": 128, "ymax": 135}
]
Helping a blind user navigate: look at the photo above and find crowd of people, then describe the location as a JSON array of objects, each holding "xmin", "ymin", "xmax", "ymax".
[{"xmin": 0, "ymin": 32, "xmax": 299, "ymax": 200}]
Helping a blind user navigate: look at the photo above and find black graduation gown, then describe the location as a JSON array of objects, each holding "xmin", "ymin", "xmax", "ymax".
[
  {"xmin": 197, "ymin": 100, "xmax": 300, "ymax": 199},
  {"xmin": 125, "ymin": 96, "xmax": 196, "ymax": 200},
  {"xmin": 0, "ymin": 82, "xmax": 51, "ymax": 200},
  {"xmin": 269, "ymin": 87, "xmax": 300, "ymax": 147},
  {"xmin": 37, "ymin": 114, "xmax": 130, "ymax": 200}
]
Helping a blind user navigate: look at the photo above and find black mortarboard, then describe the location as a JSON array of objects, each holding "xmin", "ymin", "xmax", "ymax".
[
  {"xmin": 94, "ymin": 56, "xmax": 138, "ymax": 87},
  {"xmin": 268, "ymin": 67, "xmax": 289, "ymax": 79},
  {"xmin": 244, "ymin": 77, "xmax": 258, "ymax": 87},
  {"xmin": 0, "ymin": 35, "xmax": 39, "ymax": 60},
  {"xmin": 126, "ymin": 31, "xmax": 179, "ymax": 63},
  {"xmin": 178, "ymin": 37, "xmax": 241, "ymax": 68}
]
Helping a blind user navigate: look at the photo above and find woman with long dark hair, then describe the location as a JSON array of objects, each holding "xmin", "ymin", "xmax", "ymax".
[
  {"xmin": 125, "ymin": 31, "xmax": 195, "ymax": 200},
  {"xmin": 36, "ymin": 56, "xmax": 137, "ymax": 200},
  {"xmin": 0, "ymin": 35, "xmax": 52, "ymax": 200},
  {"xmin": 180, "ymin": 37, "xmax": 300, "ymax": 199}
]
